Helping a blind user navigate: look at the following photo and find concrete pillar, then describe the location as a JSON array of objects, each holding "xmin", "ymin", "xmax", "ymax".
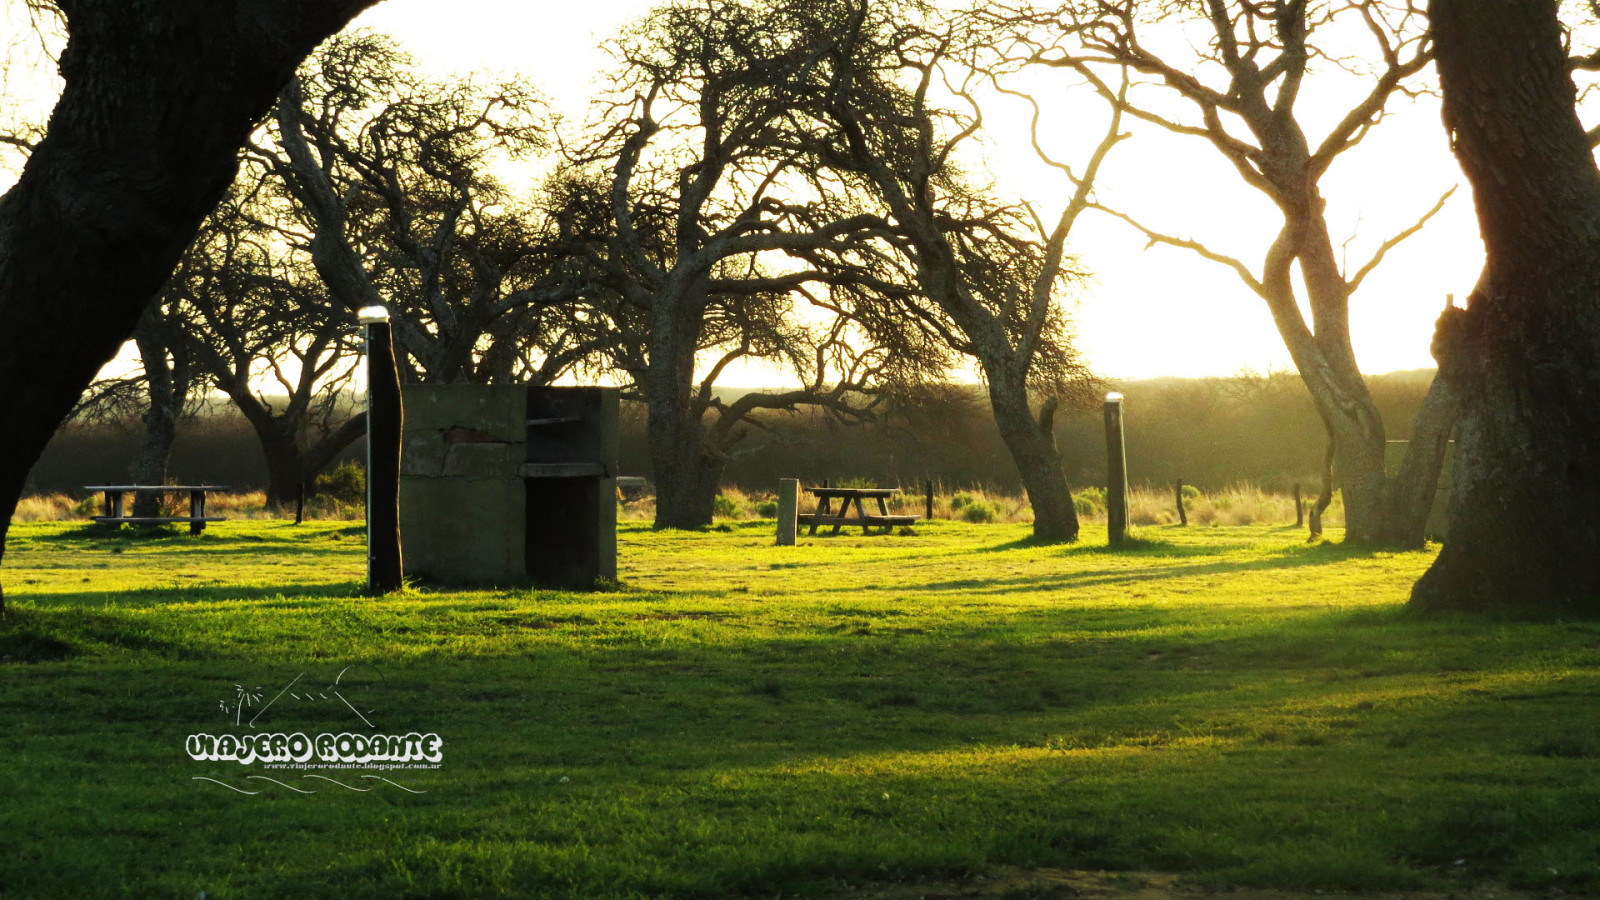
[{"xmin": 776, "ymin": 478, "xmax": 799, "ymax": 546}]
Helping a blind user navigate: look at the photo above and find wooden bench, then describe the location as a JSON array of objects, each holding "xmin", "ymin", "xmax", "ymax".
[
  {"xmin": 84, "ymin": 485, "xmax": 229, "ymax": 535},
  {"xmin": 800, "ymin": 487, "xmax": 919, "ymax": 535}
]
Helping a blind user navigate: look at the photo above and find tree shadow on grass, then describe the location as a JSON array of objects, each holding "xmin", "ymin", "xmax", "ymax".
[
  {"xmin": 823, "ymin": 542, "xmax": 1403, "ymax": 599},
  {"xmin": 0, "ymin": 605, "xmax": 196, "ymax": 661},
  {"xmin": 971, "ymin": 533, "xmax": 1215, "ymax": 556},
  {"xmin": 24, "ymin": 521, "xmax": 365, "ymax": 547},
  {"xmin": 14, "ymin": 581, "xmax": 363, "ymax": 608}
]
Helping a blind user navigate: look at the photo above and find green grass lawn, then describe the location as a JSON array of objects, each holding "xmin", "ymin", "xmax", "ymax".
[{"xmin": 2, "ymin": 519, "xmax": 1599, "ymax": 899}]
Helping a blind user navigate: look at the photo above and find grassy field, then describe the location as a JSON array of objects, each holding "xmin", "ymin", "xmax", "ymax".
[{"xmin": 1, "ymin": 519, "xmax": 1597, "ymax": 899}]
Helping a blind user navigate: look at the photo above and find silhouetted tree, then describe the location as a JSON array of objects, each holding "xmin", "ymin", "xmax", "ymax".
[
  {"xmin": 72, "ymin": 295, "xmax": 207, "ymax": 516},
  {"xmin": 0, "ymin": 0, "xmax": 378, "ymax": 614},
  {"xmin": 262, "ymin": 32, "xmax": 594, "ymax": 385},
  {"xmin": 171, "ymin": 180, "xmax": 366, "ymax": 510},
  {"xmin": 817, "ymin": 0, "xmax": 1106, "ymax": 541},
  {"xmin": 573, "ymin": 0, "xmax": 946, "ymax": 528},
  {"xmin": 996, "ymin": 0, "xmax": 1455, "ymax": 545},
  {"xmin": 1411, "ymin": 0, "xmax": 1600, "ymax": 610}
]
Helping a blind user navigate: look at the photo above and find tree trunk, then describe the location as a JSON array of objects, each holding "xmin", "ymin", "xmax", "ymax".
[
  {"xmin": 1308, "ymin": 435, "xmax": 1335, "ymax": 541},
  {"xmin": 1381, "ymin": 369, "xmax": 1458, "ymax": 547},
  {"xmin": 129, "ymin": 406, "xmax": 178, "ymax": 517},
  {"xmin": 1253, "ymin": 160, "xmax": 1456, "ymax": 546},
  {"xmin": 1412, "ymin": 0, "xmax": 1600, "ymax": 611},
  {"xmin": 645, "ymin": 296, "xmax": 721, "ymax": 529},
  {"xmin": 984, "ymin": 368, "xmax": 1079, "ymax": 543},
  {"xmin": 219, "ymin": 370, "xmax": 369, "ymax": 512},
  {"xmin": 0, "ymin": 0, "xmax": 378, "ymax": 615},
  {"xmin": 257, "ymin": 429, "xmax": 306, "ymax": 512},
  {"xmin": 130, "ymin": 321, "xmax": 181, "ymax": 517},
  {"xmin": 649, "ymin": 424, "xmax": 724, "ymax": 530},
  {"xmin": 1302, "ymin": 369, "xmax": 1456, "ymax": 547}
]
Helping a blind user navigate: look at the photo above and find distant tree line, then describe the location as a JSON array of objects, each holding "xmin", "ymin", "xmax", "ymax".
[{"xmin": 28, "ymin": 370, "xmax": 1437, "ymax": 499}]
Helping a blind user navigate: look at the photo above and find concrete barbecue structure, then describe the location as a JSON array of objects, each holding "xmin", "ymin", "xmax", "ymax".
[{"xmin": 400, "ymin": 385, "xmax": 618, "ymax": 588}]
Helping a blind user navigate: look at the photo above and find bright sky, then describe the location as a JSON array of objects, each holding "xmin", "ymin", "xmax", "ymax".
[{"xmin": 2, "ymin": 0, "xmax": 1487, "ymax": 382}]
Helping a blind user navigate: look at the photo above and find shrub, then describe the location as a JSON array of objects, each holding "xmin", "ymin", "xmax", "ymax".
[
  {"xmin": 754, "ymin": 499, "xmax": 780, "ymax": 518},
  {"xmin": 313, "ymin": 460, "xmax": 366, "ymax": 505},
  {"xmin": 950, "ymin": 491, "xmax": 977, "ymax": 510},
  {"xmin": 1180, "ymin": 484, "xmax": 1202, "ymax": 502},
  {"xmin": 1074, "ymin": 486, "xmax": 1106, "ymax": 516},
  {"xmin": 618, "ymin": 494, "xmax": 656, "ymax": 522},
  {"xmin": 959, "ymin": 499, "xmax": 997, "ymax": 523},
  {"xmin": 12, "ymin": 494, "xmax": 79, "ymax": 522},
  {"xmin": 713, "ymin": 493, "xmax": 745, "ymax": 519}
]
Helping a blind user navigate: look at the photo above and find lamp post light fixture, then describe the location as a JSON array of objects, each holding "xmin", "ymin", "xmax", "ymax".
[
  {"xmin": 1104, "ymin": 391, "xmax": 1129, "ymax": 547},
  {"xmin": 360, "ymin": 305, "xmax": 404, "ymax": 594}
]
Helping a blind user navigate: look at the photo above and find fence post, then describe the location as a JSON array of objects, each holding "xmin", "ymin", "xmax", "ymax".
[
  {"xmin": 1174, "ymin": 478, "xmax": 1188, "ymax": 526},
  {"xmin": 925, "ymin": 479, "xmax": 934, "ymax": 521},
  {"xmin": 776, "ymin": 478, "xmax": 799, "ymax": 546},
  {"xmin": 1104, "ymin": 392, "xmax": 1129, "ymax": 546}
]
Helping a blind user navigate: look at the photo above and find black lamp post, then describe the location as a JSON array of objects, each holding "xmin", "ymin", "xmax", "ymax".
[{"xmin": 359, "ymin": 305, "xmax": 403, "ymax": 594}]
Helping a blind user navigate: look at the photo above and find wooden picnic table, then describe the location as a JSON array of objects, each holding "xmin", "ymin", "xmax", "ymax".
[
  {"xmin": 798, "ymin": 487, "xmax": 919, "ymax": 535},
  {"xmin": 84, "ymin": 485, "xmax": 229, "ymax": 535}
]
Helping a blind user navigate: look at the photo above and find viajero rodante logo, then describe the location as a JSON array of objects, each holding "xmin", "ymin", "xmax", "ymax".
[{"xmin": 186, "ymin": 732, "xmax": 443, "ymax": 768}]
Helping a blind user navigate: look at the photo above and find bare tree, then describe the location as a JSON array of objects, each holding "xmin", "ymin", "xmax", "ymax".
[
  {"xmin": 0, "ymin": 0, "xmax": 379, "ymax": 614},
  {"xmin": 262, "ymin": 32, "xmax": 594, "ymax": 386},
  {"xmin": 125, "ymin": 300, "xmax": 204, "ymax": 514},
  {"xmin": 572, "ymin": 0, "xmax": 944, "ymax": 528},
  {"xmin": 170, "ymin": 179, "xmax": 366, "ymax": 511},
  {"xmin": 816, "ymin": 0, "xmax": 1107, "ymax": 542},
  {"xmin": 71, "ymin": 296, "xmax": 207, "ymax": 517},
  {"xmin": 995, "ymin": 0, "xmax": 1456, "ymax": 545}
]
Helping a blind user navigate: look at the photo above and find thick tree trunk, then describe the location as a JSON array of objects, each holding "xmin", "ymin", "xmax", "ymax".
[
  {"xmin": 644, "ymin": 296, "xmax": 721, "ymax": 529},
  {"xmin": 257, "ymin": 429, "xmax": 305, "ymax": 512},
  {"xmin": 0, "ymin": 0, "xmax": 379, "ymax": 614},
  {"xmin": 1412, "ymin": 0, "xmax": 1600, "ymax": 611},
  {"xmin": 649, "ymin": 425, "xmax": 724, "ymax": 530},
  {"xmin": 983, "ymin": 369, "xmax": 1079, "ymax": 543},
  {"xmin": 129, "ymin": 405, "xmax": 178, "ymax": 517},
  {"xmin": 218, "ymin": 368, "xmax": 369, "ymax": 512}
]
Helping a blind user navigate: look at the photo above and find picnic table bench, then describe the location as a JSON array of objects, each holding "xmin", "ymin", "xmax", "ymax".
[
  {"xmin": 797, "ymin": 487, "xmax": 918, "ymax": 535},
  {"xmin": 84, "ymin": 485, "xmax": 229, "ymax": 534}
]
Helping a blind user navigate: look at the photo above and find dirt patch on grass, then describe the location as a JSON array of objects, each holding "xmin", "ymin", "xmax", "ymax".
[{"xmin": 842, "ymin": 868, "xmax": 1560, "ymax": 900}]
